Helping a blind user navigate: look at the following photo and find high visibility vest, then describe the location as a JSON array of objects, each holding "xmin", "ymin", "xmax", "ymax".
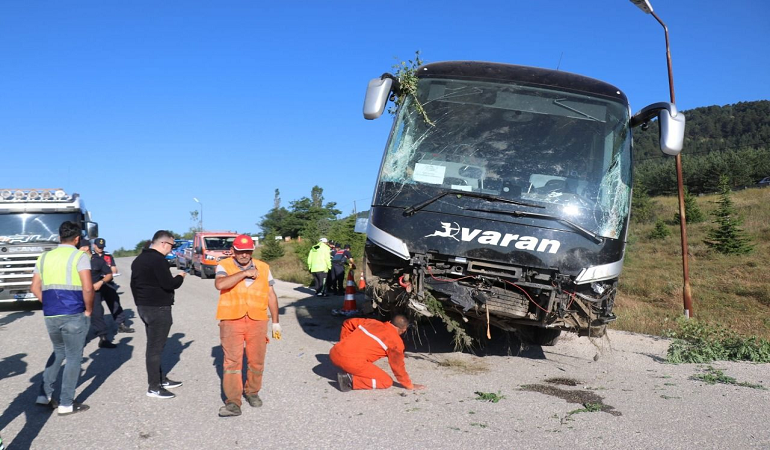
[
  {"xmin": 216, "ymin": 257, "xmax": 271, "ymax": 321},
  {"xmin": 37, "ymin": 246, "xmax": 88, "ymax": 316}
]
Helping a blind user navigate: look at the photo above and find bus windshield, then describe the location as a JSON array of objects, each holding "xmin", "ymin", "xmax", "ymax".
[{"xmin": 374, "ymin": 78, "xmax": 632, "ymax": 239}]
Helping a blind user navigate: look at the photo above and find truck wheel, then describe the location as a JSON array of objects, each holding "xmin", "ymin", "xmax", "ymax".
[
  {"xmin": 200, "ymin": 268, "xmax": 208, "ymax": 279},
  {"xmin": 518, "ymin": 326, "xmax": 561, "ymax": 346}
]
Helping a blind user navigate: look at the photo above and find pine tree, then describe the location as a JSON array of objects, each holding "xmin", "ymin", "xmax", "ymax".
[
  {"xmin": 674, "ymin": 187, "xmax": 705, "ymax": 224},
  {"xmin": 259, "ymin": 235, "xmax": 285, "ymax": 261},
  {"xmin": 704, "ymin": 176, "xmax": 753, "ymax": 254},
  {"xmin": 648, "ymin": 219, "xmax": 671, "ymax": 240},
  {"xmin": 631, "ymin": 187, "xmax": 656, "ymax": 224}
]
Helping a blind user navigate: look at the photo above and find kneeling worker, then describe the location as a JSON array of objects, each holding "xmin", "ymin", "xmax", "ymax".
[
  {"xmin": 330, "ymin": 315, "xmax": 425, "ymax": 392},
  {"xmin": 214, "ymin": 234, "xmax": 281, "ymax": 417}
]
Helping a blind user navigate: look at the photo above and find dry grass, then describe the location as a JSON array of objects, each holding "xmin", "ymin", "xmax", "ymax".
[
  {"xmin": 435, "ymin": 356, "xmax": 489, "ymax": 374},
  {"xmin": 614, "ymin": 187, "xmax": 770, "ymax": 338},
  {"xmin": 256, "ymin": 242, "xmax": 313, "ymax": 286}
]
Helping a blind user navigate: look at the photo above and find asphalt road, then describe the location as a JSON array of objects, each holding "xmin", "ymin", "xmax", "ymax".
[{"xmin": 1, "ymin": 256, "xmax": 769, "ymax": 449}]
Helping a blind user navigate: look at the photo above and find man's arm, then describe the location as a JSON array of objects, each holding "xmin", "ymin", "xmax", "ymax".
[
  {"xmin": 214, "ymin": 266, "xmax": 257, "ymax": 291},
  {"xmin": 156, "ymin": 257, "xmax": 186, "ymax": 290},
  {"xmin": 268, "ymin": 286, "xmax": 279, "ymax": 323},
  {"xmin": 31, "ymin": 273, "xmax": 43, "ymax": 302},
  {"xmin": 78, "ymin": 269, "xmax": 95, "ymax": 316}
]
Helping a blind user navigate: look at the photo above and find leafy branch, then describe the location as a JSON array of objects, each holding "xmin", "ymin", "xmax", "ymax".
[{"xmin": 388, "ymin": 50, "xmax": 434, "ymax": 126}]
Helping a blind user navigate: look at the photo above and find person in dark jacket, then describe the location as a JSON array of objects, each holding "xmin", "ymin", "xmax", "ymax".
[{"xmin": 130, "ymin": 230, "xmax": 187, "ymax": 399}]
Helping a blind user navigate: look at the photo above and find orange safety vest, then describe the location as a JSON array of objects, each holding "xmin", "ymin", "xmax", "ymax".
[{"xmin": 216, "ymin": 257, "xmax": 271, "ymax": 321}]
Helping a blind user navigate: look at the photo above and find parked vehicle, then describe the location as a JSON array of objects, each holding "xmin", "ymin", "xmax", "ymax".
[
  {"xmin": 758, "ymin": 177, "xmax": 770, "ymax": 187},
  {"xmin": 176, "ymin": 241, "xmax": 194, "ymax": 271},
  {"xmin": 0, "ymin": 188, "xmax": 98, "ymax": 303},
  {"xmin": 170, "ymin": 240, "xmax": 192, "ymax": 268},
  {"xmin": 191, "ymin": 232, "xmax": 237, "ymax": 279}
]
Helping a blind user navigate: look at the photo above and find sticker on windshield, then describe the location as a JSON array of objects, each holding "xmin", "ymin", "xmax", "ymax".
[{"xmin": 413, "ymin": 163, "xmax": 446, "ymax": 185}]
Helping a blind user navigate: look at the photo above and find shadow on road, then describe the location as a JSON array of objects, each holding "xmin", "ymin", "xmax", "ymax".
[
  {"xmin": 0, "ymin": 373, "xmax": 53, "ymax": 450},
  {"xmin": 77, "ymin": 336, "xmax": 134, "ymax": 402},
  {"xmin": 311, "ymin": 353, "xmax": 337, "ymax": 387},
  {"xmin": 0, "ymin": 310, "xmax": 35, "ymax": 327},
  {"xmin": 282, "ymin": 292, "xmax": 548, "ymax": 359},
  {"xmin": 0, "ymin": 353, "xmax": 28, "ymax": 380},
  {"xmin": 163, "ymin": 332, "xmax": 193, "ymax": 376}
]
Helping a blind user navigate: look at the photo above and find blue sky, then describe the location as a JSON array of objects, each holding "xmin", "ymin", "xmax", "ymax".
[{"xmin": 1, "ymin": 1, "xmax": 768, "ymax": 251}]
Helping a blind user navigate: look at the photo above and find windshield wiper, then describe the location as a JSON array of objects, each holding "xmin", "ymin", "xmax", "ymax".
[
  {"xmin": 403, "ymin": 190, "xmax": 543, "ymax": 217},
  {"xmin": 463, "ymin": 207, "xmax": 604, "ymax": 243}
]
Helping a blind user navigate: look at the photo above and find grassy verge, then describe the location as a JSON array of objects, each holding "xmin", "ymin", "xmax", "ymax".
[{"xmin": 614, "ymin": 187, "xmax": 770, "ymax": 339}]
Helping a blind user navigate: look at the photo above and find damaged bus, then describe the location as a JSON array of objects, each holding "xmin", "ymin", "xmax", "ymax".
[{"xmin": 361, "ymin": 61, "xmax": 684, "ymax": 345}]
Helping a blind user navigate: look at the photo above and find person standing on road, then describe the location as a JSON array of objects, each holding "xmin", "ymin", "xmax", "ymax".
[
  {"xmin": 130, "ymin": 230, "xmax": 187, "ymax": 399},
  {"xmin": 78, "ymin": 238, "xmax": 117, "ymax": 349},
  {"xmin": 307, "ymin": 237, "xmax": 331, "ymax": 296},
  {"xmin": 329, "ymin": 315, "xmax": 425, "ymax": 392},
  {"xmin": 30, "ymin": 221, "xmax": 94, "ymax": 416},
  {"xmin": 214, "ymin": 234, "xmax": 281, "ymax": 417},
  {"xmin": 329, "ymin": 243, "xmax": 355, "ymax": 295},
  {"xmin": 93, "ymin": 237, "xmax": 134, "ymax": 333}
]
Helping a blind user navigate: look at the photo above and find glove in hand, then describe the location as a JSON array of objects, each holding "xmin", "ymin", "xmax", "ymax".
[{"xmin": 272, "ymin": 323, "xmax": 282, "ymax": 340}]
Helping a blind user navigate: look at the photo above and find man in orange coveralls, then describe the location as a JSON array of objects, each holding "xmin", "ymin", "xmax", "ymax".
[
  {"xmin": 214, "ymin": 234, "xmax": 281, "ymax": 417},
  {"xmin": 329, "ymin": 314, "xmax": 426, "ymax": 392}
]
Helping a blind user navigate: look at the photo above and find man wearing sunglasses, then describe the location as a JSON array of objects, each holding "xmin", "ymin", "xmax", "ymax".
[
  {"xmin": 130, "ymin": 230, "xmax": 187, "ymax": 399},
  {"xmin": 214, "ymin": 234, "xmax": 281, "ymax": 417}
]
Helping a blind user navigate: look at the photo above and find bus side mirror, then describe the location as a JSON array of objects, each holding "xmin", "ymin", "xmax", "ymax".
[
  {"xmin": 363, "ymin": 76, "xmax": 394, "ymax": 120},
  {"xmin": 658, "ymin": 108, "xmax": 685, "ymax": 156},
  {"xmin": 86, "ymin": 222, "xmax": 99, "ymax": 239},
  {"xmin": 631, "ymin": 102, "xmax": 686, "ymax": 156}
]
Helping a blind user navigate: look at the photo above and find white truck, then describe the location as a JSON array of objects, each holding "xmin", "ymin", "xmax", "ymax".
[{"xmin": 0, "ymin": 188, "xmax": 98, "ymax": 303}]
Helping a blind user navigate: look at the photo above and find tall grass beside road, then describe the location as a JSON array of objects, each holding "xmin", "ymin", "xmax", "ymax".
[
  {"xmin": 614, "ymin": 187, "xmax": 770, "ymax": 339},
  {"xmin": 257, "ymin": 241, "xmax": 313, "ymax": 286}
]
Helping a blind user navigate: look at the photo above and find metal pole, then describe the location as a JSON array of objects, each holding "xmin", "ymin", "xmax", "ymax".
[{"xmin": 651, "ymin": 10, "xmax": 694, "ymax": 318}]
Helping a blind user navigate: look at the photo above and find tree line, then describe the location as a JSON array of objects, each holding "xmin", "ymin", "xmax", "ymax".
[{"xmin": 633, "ymin": 100, "xmax": 770, "ymax": 195}]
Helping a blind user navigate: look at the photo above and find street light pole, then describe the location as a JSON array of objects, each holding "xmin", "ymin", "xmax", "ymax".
[
  {"xmin": 630, "ymin": 0, "xmax": 693, "ymax": 318},
  {"xmin": 193, "ymin": 197, "xmax": 203, "ymax": 232}
]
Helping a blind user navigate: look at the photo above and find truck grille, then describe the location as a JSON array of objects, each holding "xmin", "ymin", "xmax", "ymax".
[{"xmin": 0, "ymin": 252, "xmax": 41, "ymax": 290}]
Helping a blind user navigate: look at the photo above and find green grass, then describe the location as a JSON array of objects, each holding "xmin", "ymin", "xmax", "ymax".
[
  {"xmin": 690, "ymin": 366, "xmax": 766, "ymax": 390},
  {"xmin": 665, "ymin": 317, "xmax": 770, "ymax": 363},
  {"xmin": 474, "ymin": 391, "xmax": 505, "ymax": 403},
  {"xmin": 614, "ymin": 188, "xmax": 770, "ymax": 339}
]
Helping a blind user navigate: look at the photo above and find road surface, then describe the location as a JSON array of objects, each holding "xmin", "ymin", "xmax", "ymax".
[{"xmin": 1, "ymin": 257, "xmax": 768, "ymax": 449}]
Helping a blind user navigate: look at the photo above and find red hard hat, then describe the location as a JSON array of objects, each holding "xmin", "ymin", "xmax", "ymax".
[{"xmin": 232, "ymin": 234, "xmax": 255, "ymax": 251}]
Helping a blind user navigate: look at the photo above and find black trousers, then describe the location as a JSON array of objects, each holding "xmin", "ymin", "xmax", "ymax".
[
  {"xmin": 330, "ymin": 265, "xmax": 345, "ymax": 294},
  {"xmin": 312, "ymin": 271, "xmax": 327, "ymax": 293},
  {"xmin": 137, "ymin": 305, "xmax": 173, "ymax": 390},
  {"xmin": 102, "ymin": 286, "xmax": 127, "ymax": 325},
  {"xmin": 90, "ymin": 291, "xmax": 108, "ymax": 338}
]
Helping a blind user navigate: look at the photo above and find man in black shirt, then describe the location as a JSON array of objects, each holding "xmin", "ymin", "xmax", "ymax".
[
  {"xmin": 78, "ymin": 238, "xmax": 117, "ymax": 349},
  {"xmin": 130, "ymin": 230, "xmax": 187, "ymax": 399}
]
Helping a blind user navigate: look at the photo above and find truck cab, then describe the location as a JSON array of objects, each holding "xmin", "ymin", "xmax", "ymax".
[
  {"xmin": 191, "ymin": 232, "xmax": 237, "ymax": 279},
  {"xmin": 0, "ymin": 189, "xmax": 98, "ymax": 303}
]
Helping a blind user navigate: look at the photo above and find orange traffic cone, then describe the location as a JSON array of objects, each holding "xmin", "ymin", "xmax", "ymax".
[
  {"xmin": 358, "ymin": 271, "xmax": 366, "ymax": 291},
  {"xmin": 342, "ymin": 270, "xmax": 359, "ymax": 314}
]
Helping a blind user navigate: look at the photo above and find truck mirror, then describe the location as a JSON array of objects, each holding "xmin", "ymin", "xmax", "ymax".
[
  {"xmin": 363, "ymin": 76, "xmax": 394, "ymax": 120},
  {"xmin": 630, "ymin": 102, "xmax": 685, "ymax": 156},
  {"xmin": 86, "ymin": 222, "xmax": 99, "ymax": 239}
]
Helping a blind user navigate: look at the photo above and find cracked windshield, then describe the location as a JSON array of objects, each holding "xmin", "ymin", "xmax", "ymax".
[{"xmin": 375, "ymin": 78, "xmax": 632, "ymax": 239}]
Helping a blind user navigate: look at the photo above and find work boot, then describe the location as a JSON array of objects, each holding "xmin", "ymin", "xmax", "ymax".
[
  {"xmin": 117, "ymin": 323, "xmax": 135, "ymax": 333},
  {"xmin": 337, "ymin": 372, "xmax": 353, "ymax": 392},
  {"xmin": 244, "ymin": 393, "xmax": 262, "ymax": 408},
  {"xmin": 218, "ymin": 402, "xmax": 241, "ymax": 417},
  {"xmin": 98, "ymin": 337, "xmax": 117, "ymax": 349}
]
